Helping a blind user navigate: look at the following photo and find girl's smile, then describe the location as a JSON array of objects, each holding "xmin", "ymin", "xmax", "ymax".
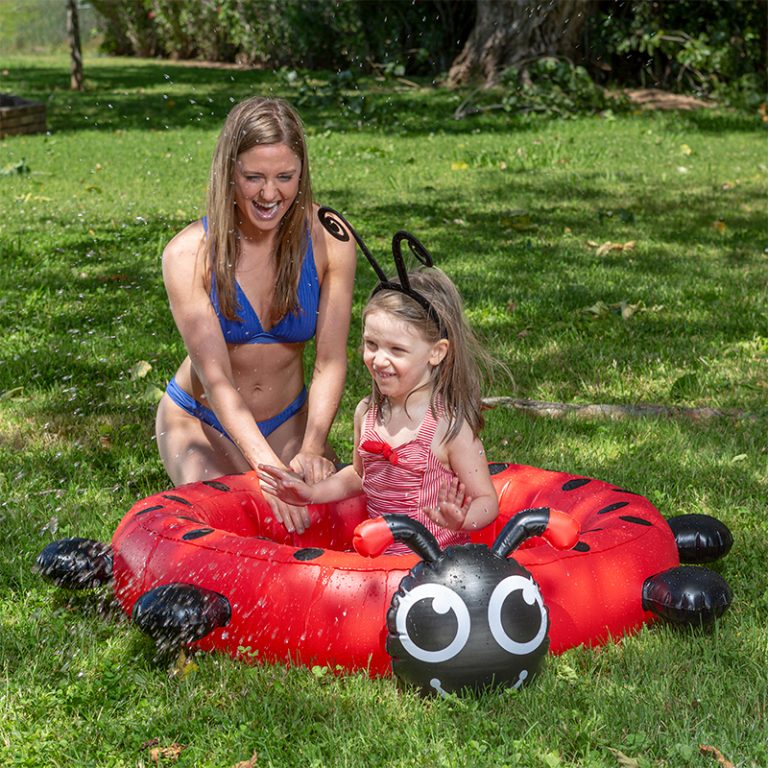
[{"xmin": 362, "ymin": 309, "xmax": 447, "ymax": 404}]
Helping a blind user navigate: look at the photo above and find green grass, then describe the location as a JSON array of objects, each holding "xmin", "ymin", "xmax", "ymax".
[{"xmin": 1, "ymin": 54, "xmax": 767, "ymax": 767}]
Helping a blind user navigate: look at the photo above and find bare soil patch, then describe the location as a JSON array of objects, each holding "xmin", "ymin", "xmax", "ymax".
[{"xmin": 624, "ymin": 88, "xmax": 716, "ymax": 111}]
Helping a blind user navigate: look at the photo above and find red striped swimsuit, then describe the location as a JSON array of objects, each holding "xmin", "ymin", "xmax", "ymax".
[{"xmin": 359, "ymin": 401, "xmax": 471, "ymax": 555}]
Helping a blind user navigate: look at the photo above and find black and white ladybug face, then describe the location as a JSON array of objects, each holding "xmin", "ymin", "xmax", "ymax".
[{"xmin": 386, "ymin": 545, "xmax": 549, "ymax": 696}]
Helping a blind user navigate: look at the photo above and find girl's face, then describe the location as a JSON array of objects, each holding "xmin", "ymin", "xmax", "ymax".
[
  {"xmin": 233, "ymin": 143, "xmax": 302, "ymax": 237},
  {"xmin": 362, "ymin": 309, "xmax": 448, "ymax": 403}
]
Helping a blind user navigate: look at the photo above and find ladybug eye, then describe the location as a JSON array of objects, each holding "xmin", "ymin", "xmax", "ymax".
[
  {"xmin": 487, "ymin": 575, "xmax": 548, "ymax": 655},
  {"xmin": 395, "ymin": 583, "xmax": 471, "ymax": 663}
]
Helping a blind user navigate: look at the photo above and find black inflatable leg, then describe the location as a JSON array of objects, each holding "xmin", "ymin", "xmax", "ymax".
[
  {"xmin": 642, "ymin": 566, "xmax": 732, "ymax": 626},
  {"xmin": 132, "ymin": 583, "xmax": 231, "ymax": 653},
  {"xmin": 667, "ymin": 514, "xmax": 733, "ymax": 563},
  {"xmin": 35, "ymin": 537, "xmax": 113, "ymax": 589}
]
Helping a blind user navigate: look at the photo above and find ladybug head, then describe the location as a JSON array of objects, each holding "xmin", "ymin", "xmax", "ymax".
[{"xmin": 354, "ymin": 508, "xmax": 578, "ymax": 696}]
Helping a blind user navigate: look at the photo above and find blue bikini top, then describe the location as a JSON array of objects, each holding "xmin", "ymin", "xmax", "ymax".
[{"xmin": 203, "ymin": 216, "xmax": 320, "ymax": 345}]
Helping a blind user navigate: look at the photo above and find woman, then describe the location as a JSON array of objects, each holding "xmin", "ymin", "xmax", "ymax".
[{"xmin": 155, "ymin": 97, "xmax": 357, "ymax": 535}]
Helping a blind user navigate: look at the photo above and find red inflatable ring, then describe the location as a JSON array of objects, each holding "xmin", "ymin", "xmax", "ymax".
[{"xmin": 90, "ymin": 462, "xmax": 730, "ymax": 675}]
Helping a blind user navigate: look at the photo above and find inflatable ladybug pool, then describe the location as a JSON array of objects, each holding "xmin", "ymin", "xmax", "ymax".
[{"xmin": 37, "ymin": 463, "xmax": 732, "ymax": 695}]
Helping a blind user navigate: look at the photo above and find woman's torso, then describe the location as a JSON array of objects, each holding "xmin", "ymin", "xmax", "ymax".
[{"xmin": 173, "ymin": 212, "xmax": 326, "ymax": 421}]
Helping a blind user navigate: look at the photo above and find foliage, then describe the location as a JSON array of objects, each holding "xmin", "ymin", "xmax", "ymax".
[
  {"xmin": 89, "ymin": 0, "xmax": 472, "ymax": 74},
  {"xmin": 1, "ymin": 55, "xmax": 767, "ymax": 767},
  {"xmin": 453, "ymin": 58, "xmax": 626, "ymax": 120},
  {"xmin": 586, "ymin": 0, "xmax": 768, "ymax": 108},
  {"xmin": 0, "ymin": 0, "xmax": 103, "ymax": 54}
]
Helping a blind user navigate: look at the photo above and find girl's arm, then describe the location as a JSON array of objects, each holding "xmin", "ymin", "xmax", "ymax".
[
  {"xmin": 258, "ymin": 398, "xmax": 368, "ymax": 504},
  {"xmin": 427, "ymin": 422, "xmax": 499, "ymax": 533},
  {"xmin": 290, "ymin": 207, "xmax": 357, "ymax": 483}
]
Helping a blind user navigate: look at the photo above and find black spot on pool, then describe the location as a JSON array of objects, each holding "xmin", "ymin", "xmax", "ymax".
[
  {"xmin": 597, "ymin": 501, "xmax": 629, "ymax": 515},
  {"xmin": 562, "ymin": 478, "xmax": 592, "ymax": 491},
  {"xmin": 293, "ymin": 548, "xmax": 324, "ymax": 561},
  {"xmin": 182, "ymin": 528, "xmax": 214, "ymax": 540}
]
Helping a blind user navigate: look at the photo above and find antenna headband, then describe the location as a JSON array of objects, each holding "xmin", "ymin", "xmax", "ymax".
[{"xmin": 318, "ymin": 207, "xmax": 445, "ymax": 336}]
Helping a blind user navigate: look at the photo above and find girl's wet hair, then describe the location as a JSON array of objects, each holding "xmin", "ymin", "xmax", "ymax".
[{"xmin": 364, "ymin": 268, "xmax": 492, "ymax": 443}]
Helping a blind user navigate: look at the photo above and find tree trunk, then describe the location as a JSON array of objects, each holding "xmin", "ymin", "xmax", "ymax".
[
  {"xmin": 447, "ymin": 0, "xmax": 595, "ymax": 88},
  {"xmin": 66, "ymin": 0, "xmax": 84, "ymax": 91}
]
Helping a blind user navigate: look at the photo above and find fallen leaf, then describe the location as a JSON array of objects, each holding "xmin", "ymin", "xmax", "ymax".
[
  {"xmin": 232, "ymin": 753, "xmax": 259, "ymax": 768},
  {"xmin": 170, "ymin": 648, "xmax": 198, "ymax": 679},
  {"xmin": 713, "ymin": 220, "xmax": 727, "ymax": 234},
  {"xmin": 40, "ymin": 516, "xmax": 59, "ymax": 535},
  {"xmin": 594, "ymin": 241, "xmax": 636, "ymax": 257},
  {"xmin": 141, "ymin": 384, "xmax": 166, "ymax": 404},
  {"xmin": 680, "ymin": 143, "xmax": 693, "ymax": 156},
  {"xmin": 140, "ymin": 738, "xmax": 160, "ymax": 750},
  {"xmin": 607, "ymin": 748, "xmax": 641, "ymax": 768},
  {"xmin": 99, "ymin": 435, "xmax": 112, "ymax": 449},
  {"xmin": 450, "ymin": 161, "xmax": 469, "ymax": 170},
  {"xmin": 699, "ymin": 745, "xmax": 735, "ymax": 768},
  {"xmin": 129, "ymin": 360, "xmax": 152, "ymax": 380},
  {"xmin": 501, "ymin": 210, "xmax": 535, "ymax": 231},
  {"xmin": 148, "ymin": 743, "xmax": 186, "ymax": 764}
]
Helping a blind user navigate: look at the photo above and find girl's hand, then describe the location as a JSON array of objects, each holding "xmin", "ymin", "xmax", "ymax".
[
  {"xmin": 289, "ymin": 452, "xmax": 337, "ymax": 485},
  {"xmin": 423, "ymin": 478, "xmax": 473, "ymax": 532},
  {"xmin": 257, "ymin": 464, "xmax": 314, "ymax": 507}
]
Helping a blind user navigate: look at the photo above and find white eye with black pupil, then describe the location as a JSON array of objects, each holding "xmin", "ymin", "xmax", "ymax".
[
  {"xmin": 395, "ymin": 583, "xmax": 470, "ymax": 663},
  {"xmin": 488, "ymin": 575, "xmax": 547, "ymax": 654}
]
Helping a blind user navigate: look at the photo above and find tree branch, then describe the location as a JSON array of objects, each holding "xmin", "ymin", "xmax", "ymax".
[{"xmin": 481, "ymin": 397, "xmax": 757, "ymax": 422}]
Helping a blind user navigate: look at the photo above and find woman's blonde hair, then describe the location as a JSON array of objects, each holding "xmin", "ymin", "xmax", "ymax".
[
  {"xmin": 205, "ymin": 97, "xmax": 313, "ymax": 322},
  {"xmin": 363, "ymin": 267, "xmax": 495, "ymax": 442}
]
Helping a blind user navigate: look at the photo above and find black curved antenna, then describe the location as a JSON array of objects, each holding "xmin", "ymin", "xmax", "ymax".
[
  {"xmin": 318, "ymin": 207, "xmax": 445, "ymax": 335},
  {"xmin": 491, "ymin": 507, "xmax": 552, "ymax": 558},
  {"xmin": 381, "ymin": 514, "xmax": 443, "ymax": 563},
  {"xmin": 318, "ymin": 206, "xmax": 388, "ymax": 283}
]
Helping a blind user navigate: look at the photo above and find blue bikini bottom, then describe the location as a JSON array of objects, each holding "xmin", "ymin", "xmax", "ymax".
[{"xmin": 165, "ymin": 377, "xmax": 308, "ymax": 442}]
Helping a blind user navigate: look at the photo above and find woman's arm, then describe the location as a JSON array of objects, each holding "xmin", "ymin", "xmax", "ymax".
[
  {"xmin": 290, "ymin": 208, "xmax": 357, "ymax": 482},
  {"xmin": 258, "ymin": 397, "xmax": 368, "ymax": 503},
  {"xmin": 162, "ymin": 224, "xmax": 288, "ymax": 470}
]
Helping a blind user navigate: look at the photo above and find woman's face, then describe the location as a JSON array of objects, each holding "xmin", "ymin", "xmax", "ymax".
[{"xmin": 233, "ymin": 143, "xmax": 302, "ymax": 237}]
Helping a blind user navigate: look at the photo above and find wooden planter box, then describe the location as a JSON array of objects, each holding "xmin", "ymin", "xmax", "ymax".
[{"xmin": 0, "ymin": 94, "xmax": 47, "ymax": 138}]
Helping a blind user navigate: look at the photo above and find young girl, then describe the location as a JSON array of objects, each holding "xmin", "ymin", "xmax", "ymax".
[{"xmin": 257, "ymin": 263, "xmax": 499, "ymax": 553}]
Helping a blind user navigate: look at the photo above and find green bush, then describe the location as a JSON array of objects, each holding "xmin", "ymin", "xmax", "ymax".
[{"xmin": 586, "ymin": 0, "xmax": 768, "ymax": 108}]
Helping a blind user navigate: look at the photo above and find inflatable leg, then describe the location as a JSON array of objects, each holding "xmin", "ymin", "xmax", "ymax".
[
  {"xmin": 132, "ymin": 583, "xmax": 231, "ymax": 653},
  {"xmin": 35, "ymin": 538, "xmax": 113, "ymax": 589},
  {"xmin": 667, "ymin": 514, "xmax": 733, "ymax": 563},
  {"xmin": 642, "ymin": 566, "xmax": 732, "ymax": 626}
]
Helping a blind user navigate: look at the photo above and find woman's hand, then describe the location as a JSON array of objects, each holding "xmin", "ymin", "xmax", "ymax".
[
  {"xmin": 289, "ymin": 452, "xmax": 337, "ymax": 485},
  {"xmin": 423, "ymin": 477, "xmax": 473, "ymax": 532},
  {"xmin": 261, "ymin": 490, "xmax": 312, "ymax": 535}
]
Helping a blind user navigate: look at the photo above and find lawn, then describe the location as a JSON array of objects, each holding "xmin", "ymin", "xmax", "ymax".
[{"xmin": 0, "ymin": 55, "xmax": 766, "ymax": 768}]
